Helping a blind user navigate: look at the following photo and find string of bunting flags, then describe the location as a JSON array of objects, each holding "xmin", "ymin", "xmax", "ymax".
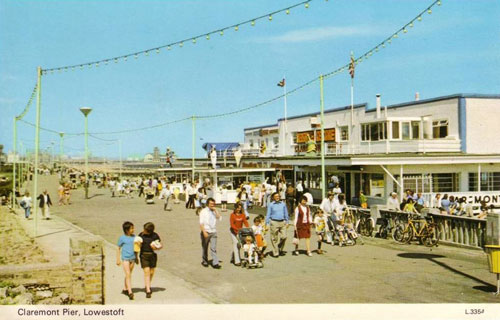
[
  {"xmin": 15, "ymin": 84, "xmax": 38, "ymax": 121},
  {"xmin": 41, "ymin": 0, "xmax": 318, "ymax": 75},
  {"xmin": 19, "ymin": 0, "xmax": 442, "ymax": 139}
]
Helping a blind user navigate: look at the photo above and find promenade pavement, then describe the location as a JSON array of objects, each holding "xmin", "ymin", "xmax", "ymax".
[
  {"xmin": 17, "ymin": 174, "xmax": 500, "ymax": 304},
  {"xmin": 12, "ymin": 174, "xmax": 213, "ymax": 304}
]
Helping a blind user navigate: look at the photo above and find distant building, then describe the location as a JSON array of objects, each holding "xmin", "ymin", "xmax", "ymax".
[
  {"xmin": 153, "ymin": 147, "xmax": 160, "ymax": 162},
  {"xmin": 242, "ymin": 124, "xmax": 280, "ymax": 156},
  {"xmin": 144, "ymin": 154, "xmax": 154, "ymax": 162},
  {"xmin": 240, "ymin": 93, "xmax": 500, "ymax": 205}
]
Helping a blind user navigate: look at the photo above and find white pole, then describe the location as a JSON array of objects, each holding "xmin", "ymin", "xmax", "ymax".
[
  {"xmin": 350, "ymin": 51, "xmax": 354, "ymax": 154},
  {"xmin": 400, "ymin": 164, "xmax": 404, "ymax": 202},
  {"xmin": 283, "ymin": 76, "xmax": 287, "ymax": 156}
]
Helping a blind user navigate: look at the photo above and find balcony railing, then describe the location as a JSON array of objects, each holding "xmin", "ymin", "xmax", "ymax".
[{"xmin": 324, "ymin": 138, "xmax": 461, "ymax": 156}]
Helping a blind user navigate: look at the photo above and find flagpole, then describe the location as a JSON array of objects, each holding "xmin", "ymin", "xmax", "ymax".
[
  {"xmin": 350, "ymin": 51, "xmax": 355, "ymax": 155},
  {"xmin": 283, "ymin": 76, "xmax": 287, "ymax": 156},
  {"xmin": 320, "ymin": 75, "xmax": 326, "ymax": 199}
]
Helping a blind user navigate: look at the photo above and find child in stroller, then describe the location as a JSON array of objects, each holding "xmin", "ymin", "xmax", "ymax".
[
  {"xmin": 327, "ymin": 212, "xmax": 357, "ymax": 246},
  {"xmin": 145, "ymin": 187, "xmax": 155, "ymax": 204},
  {"xmin": 237, "ymin": 228, "xmax": 263, "ymax": 268}
]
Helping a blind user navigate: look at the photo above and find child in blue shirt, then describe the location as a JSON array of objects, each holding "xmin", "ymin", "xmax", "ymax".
[{"xmin": 117, "ymin": 221, "xmax": 136, "ymax": 300}]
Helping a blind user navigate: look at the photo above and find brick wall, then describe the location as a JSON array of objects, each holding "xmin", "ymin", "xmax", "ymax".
[
  {"xmin": 70, "ymin": 237, "xmax": 105, "ymax": 304},
  {"xmin": 0, "ymin": 263, "xmax": 71, "ymax": 296},
  {"xmin": 0, "ymin": 237, "xmax": 105, "ymax": 304}
]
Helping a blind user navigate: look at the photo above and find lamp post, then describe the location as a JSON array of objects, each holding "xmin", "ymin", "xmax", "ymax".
[
  {"xmin": 118, "ymin": 139, "xmax": 122, "ymax": 182},
  {"xmin": 80, "ymin": 107, "xmax": 92, "ymax": 199},
  {"xmin": 12, "ymin": 117, "xmax": 17, "ymax": 209},
  {"xmin": 59, "ymin": 132, "xmax": 64, "ymax": 166}
]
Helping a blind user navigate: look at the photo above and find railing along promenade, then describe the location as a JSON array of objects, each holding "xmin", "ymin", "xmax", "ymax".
[{"xmin": 312, "ymin": 204, "xmax": 487, "ymax": 249}]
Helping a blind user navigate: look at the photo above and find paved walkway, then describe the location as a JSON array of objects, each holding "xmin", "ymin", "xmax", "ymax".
[
  {"xmin": 15, "ymin": 174, "xmax": 500, "ymax": 303},
  {"xmin": 12, "ymin": 175, "xmax": 214, "ymax": 304}
]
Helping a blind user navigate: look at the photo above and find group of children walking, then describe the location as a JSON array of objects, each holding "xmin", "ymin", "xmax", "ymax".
[{"xmin": 117, "ymin": 221, "xmax": 162, "ymax": 300}]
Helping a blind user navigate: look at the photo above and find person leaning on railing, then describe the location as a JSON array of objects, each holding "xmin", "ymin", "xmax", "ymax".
[
  {"xmin": 386, "ymin": 192, "xmax": 400, "ymax": 211},
  {"xmin": 477, "ymin": 201, "xmax": 489, "ymax": 219}
]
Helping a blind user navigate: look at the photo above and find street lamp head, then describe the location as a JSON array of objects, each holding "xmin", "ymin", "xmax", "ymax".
[
  {"xmin": 79, "ymin": 107, "xmax": 92, "ymax": 116},
  {"xmin": 59, "ymin": 132, "xmax": 64, "ymax": 138}
]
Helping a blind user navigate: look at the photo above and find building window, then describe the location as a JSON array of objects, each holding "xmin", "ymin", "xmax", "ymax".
[
  {"xmin": 361, "ymin": 124, "xmax": 369, "ymax": 141},
  {"xmin": 393, "ymin": 173, "xmax": 458, "ymax": 193},
  {"xmin": 340, "ymin": 126, "xmax": 349, "ymax": 141},
  {"xmin": 370, "ymin": 173, "xmax": 385, "ymax": 197},
  {"xmin": 361, "ymin": 173, "xmax": 385, "ymax": 197},
  {"xmin": 433, "ymin": 120, "xmax": 448, "ymax": 138},
  {"xmin": 361, "ymin": 122, "xmax": 387, "ymax": 141},
  {"xmin": 432, "ymin": 173, "xmax": 459, "ymax": 192},
  {"xmin": 392, "ymin": 121, "xmax": 400, "ymax": 139},
  {"xmin": 249, "ymin": 139, "xmax": 254, "ymax": 147},
  {"xmin": 411, "ymin": 121, "xmax": 420, "ymax": 140},
  {"xmin": 292, "ymin": 133, "xmax": 297, "ymax": 144},
  {"xmin": 402, "ymin": 122, "xmax": 410, "ymax": 140},
  {"xmin": 273, "ymin": 137, "xmax": 279, "ymax": 149},
  {"xmin": 468, "ymin": 172, "xmax": 500, "ymax": 191}
]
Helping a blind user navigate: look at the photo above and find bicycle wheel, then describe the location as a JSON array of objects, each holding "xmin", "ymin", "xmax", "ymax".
[
  {"xmin": 379, "ymin": 227, "xmax": 388, "ymax": 239},
  {"xmin": 392, "ymin": 223, "xmax": 409, "ymax": 243},
  {"xmin": 423, "ymin": 226, "xmax": 439, "ymax": 247},
  {"xmin": 404, "ymin": 226, "xmax": 414, "ymax": 244},
  {"xmin": 357, "ymin": 218, "xmax": 366, "ymax": 235},
  {"xmin": 364, "ymin": 219, "xmax": 374, "ymax": 237}
]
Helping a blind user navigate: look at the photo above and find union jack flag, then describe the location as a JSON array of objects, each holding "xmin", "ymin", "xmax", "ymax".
[{"xmin": 349, "ymin": 55, "xmax": 355, "ymax": 79}]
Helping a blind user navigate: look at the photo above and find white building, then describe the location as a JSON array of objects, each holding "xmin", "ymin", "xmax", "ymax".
[
  {"xmin": 241, "ymin": 94, "xmax": 500, "ymax": 205},
  {"xmin": 242, "ymin": 124, "xmax": 280, "ymax": 156}
]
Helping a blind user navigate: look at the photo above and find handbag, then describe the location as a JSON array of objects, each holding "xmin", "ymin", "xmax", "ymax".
[{"xmin": 292, "ymin": 230, "xmax": 299, "ymax": 245}]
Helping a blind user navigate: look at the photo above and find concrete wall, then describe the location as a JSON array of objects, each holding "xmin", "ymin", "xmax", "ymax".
[{"xmin": 465, "ymin": 98, "xmax": 500, "ymax": 154}]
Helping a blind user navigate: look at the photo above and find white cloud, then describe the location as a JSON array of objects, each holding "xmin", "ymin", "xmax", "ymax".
[{"xmin": 254, "ymin": 26, "xmax": 382, "ymax": 43}]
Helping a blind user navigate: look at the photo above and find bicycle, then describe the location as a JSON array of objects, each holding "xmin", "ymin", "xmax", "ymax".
[
  {"xmin": 392, "ymin": 213, "xmax": 439, "ymax": 247},
  {"xmin": 355, "ymin": 209, "xmax": 374, "ymax": 237}
]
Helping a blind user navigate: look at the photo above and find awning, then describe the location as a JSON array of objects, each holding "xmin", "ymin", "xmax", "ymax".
[{"xmin": 202, "ymin": 142, "xmax": 240, "ymax": 151}]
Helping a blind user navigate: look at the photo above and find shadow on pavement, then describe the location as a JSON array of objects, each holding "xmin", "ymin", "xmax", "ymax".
[
  {"xmin": 398, "ymin": 252, "xmax": 445, "ymax": 260},
  {"xmin": 129, "ymin": 287, "xmax": 166, "ymax": 293},
  {"xmin": 35, "ymin": 228, "xmax": 72, "ymax": 238},
  {"xmin": 88, "ymin": 194, "xmax": 105, "ymax": 199},
  {"xmin": 398, "ymin": 252, "xmax": 496, "ymax": 292}
]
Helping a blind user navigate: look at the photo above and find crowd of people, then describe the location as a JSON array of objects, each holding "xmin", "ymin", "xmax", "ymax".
[{"xmin": 386, "ymin": 189, "xmax": 491, "ymax": 219}]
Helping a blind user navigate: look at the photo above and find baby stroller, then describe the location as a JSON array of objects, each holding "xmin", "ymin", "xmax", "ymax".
[
  {"xmin": 237, "ymin": 228, "xmax": 263, "ymax": 269},
  {"xmin": 327, "ymin": 216, "xmax": 357, "ymax": 246},
  {"xmin": 145, "ymin": 188, "xmax": 155, "ymax": 204}
]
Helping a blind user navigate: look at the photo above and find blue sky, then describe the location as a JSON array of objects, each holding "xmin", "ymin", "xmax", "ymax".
[{"xmin": 1, "ymin": 0, "xmax": 499, "ymax": 159}]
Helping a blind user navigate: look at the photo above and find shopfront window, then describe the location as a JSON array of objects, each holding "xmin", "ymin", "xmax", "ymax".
[{"xmin": 361, "ymin": 173, "xmax": 385, "ymax": 197}]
